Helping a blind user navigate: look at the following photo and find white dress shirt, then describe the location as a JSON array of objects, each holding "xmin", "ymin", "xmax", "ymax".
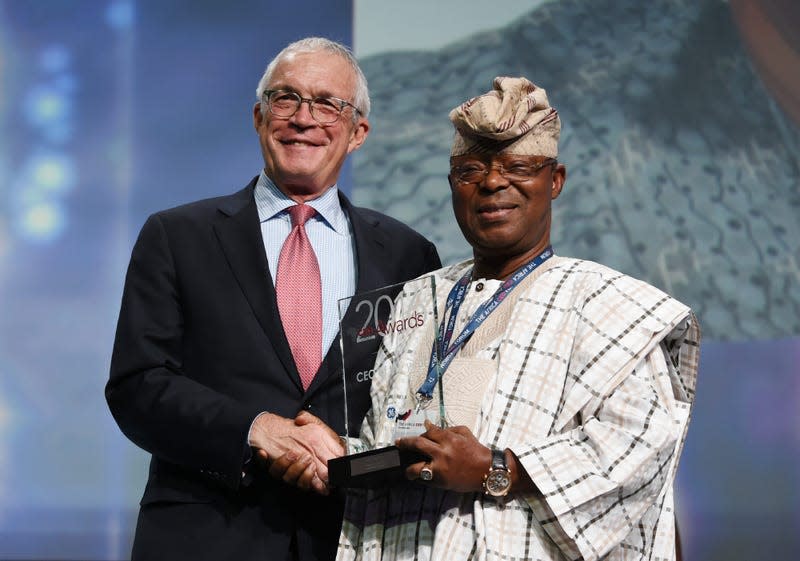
[{"xmin": 253, "ymin": 171, "xmax": 358, "ymax": 359}]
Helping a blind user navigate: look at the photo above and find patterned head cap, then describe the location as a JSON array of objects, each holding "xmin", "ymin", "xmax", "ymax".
[{"xmin": 449, "ymin": 76, "xmax": 560, "ymax": 157}]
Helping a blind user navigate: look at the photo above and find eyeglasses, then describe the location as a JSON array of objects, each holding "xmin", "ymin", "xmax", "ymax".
[
  {"xmin": 262, "ymin": 89, "xmax": 359, "ymax": 124},
  {"xmin": 451, "ymin": 157, "xmax": 557, "ymax": 185}
]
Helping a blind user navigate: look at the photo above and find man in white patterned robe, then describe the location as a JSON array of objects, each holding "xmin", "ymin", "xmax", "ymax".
[{"xmin": 336, "ymin": 77, "xmax": 699, "ymax": 561}]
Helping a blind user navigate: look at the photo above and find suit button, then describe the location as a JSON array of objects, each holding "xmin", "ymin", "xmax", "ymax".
[{"xmin": 305, "ymin": 403, "xmax": 312, "ymax": 411}]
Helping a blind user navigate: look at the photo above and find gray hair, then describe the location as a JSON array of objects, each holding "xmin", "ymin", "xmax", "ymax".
[{"xmin": 256, "ymin": 37, "xmax": 370, "ymax": 119}]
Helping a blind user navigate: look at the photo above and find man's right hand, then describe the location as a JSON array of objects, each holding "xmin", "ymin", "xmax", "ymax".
[{"xmin": 248, "ymin": 411, "xmax": 343, "ymax": 494}]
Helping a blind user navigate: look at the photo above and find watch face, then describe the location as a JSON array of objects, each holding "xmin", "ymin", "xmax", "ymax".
[{"xmin": 486, "ymin": 469, "xmax": 511, "ymax": 496}]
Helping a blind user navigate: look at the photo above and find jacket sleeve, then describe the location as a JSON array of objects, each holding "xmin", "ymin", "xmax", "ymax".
[{"xmin": 106, "ymin": 213, "xmax": 262, "ymax": 489}]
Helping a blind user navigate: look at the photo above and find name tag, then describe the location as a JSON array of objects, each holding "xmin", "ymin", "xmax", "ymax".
[{"xmin": 392, "ymin": 408, "xmax": 441, "ymax": 440}]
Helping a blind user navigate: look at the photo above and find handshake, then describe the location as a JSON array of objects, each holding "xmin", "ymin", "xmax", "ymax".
[
  {"xmin": 248, "ymin": 410, "xmax": 344, "ymax": 495},
  {"xmin": 248, "ymin": 410, "xmax": 503, "ymax": 496}
]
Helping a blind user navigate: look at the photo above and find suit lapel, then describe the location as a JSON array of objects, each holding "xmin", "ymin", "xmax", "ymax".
[
  {"xmin": 213, "ymin": 179, "xmax": 300, "ymax": 388},
  {"xmin": 344, "ymin": 196, "xmax": 390, "ymax": 295}
]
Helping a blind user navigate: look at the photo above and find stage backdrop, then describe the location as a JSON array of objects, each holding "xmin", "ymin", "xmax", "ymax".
[{"xmin": 0, "ymin": 0, "xmax": 797, "ymax": 559}]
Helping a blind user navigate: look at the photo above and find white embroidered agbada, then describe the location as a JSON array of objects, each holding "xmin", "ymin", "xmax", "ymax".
[{"xmin": 337, "ymin": 255, "xmax": 700, "ymax": 561}]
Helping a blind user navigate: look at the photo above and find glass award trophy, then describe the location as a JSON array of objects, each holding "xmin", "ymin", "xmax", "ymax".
[{"xmin": 328, "ymin": 275, "xmax": 442, "ymax": 488}]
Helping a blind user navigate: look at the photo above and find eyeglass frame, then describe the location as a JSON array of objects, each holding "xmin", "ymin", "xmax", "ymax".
[
  {"xmin": 261, "ymin": 89, "xmax": 361, "ymax": 124},
  {"xmin": 449, "ymin": 156, "xmax": 558, "ymax": 185}
]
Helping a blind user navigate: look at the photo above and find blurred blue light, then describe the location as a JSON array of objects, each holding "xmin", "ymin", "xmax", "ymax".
[
  {"xmin": 31, "ymin": 155, "xmax": 75, "ymax": 193},
  {"xmin": 17, "ymin": 202, "xmax": 66, "ymax": 243},
  {"xmin": 54, "ymin": 74, "xmax": 78, "ymax": 95},
  {"xmin": 39, "ymin": 45, "xmax": 71, "ymax": 73},
  {"xmin": 14, "ymin": 154, "xmax": 76, "ymax": 199},
  {"xmin": 0, "ymin": 392, "xmax": 11, "ymax": 432},
  {"xmin": 0, "ymin": 221, "xmax": 9, "ymax": 259},
  {"xmin": 43, "ymin": 122, "xmax": 74, "ymax": 144},
  {"xmin": 24, "ymin": 87, "xmax": 70, "ymax": 128},
  {"xmin": 106, "ymin": 0, "xmax": 135, "ymax": 30}
]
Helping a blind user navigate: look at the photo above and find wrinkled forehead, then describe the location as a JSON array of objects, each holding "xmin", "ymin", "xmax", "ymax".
[{"xmin": 269, "ymin": 51, "xmax": 356, "ymax": 94}]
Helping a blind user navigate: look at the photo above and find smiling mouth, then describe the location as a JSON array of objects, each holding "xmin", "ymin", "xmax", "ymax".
[
  {"xmin": 478, "ymin": 203, "xmax": 516, "ymax": 214},
  {"xmin": 475, "ymin": 203, "xmax": 517, "ymax": 223},
  {"xmin": 281, "ymin": 139, "xmax": 320, "ymax": 147}
]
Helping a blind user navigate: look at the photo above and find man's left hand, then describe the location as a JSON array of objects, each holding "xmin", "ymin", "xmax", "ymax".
[{"xmin": 396, "ymin": 420, "xmax": 491, "ymax": 492}]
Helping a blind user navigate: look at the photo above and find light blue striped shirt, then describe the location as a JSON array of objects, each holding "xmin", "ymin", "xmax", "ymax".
[{"xmin": 253, "ymin": 171, "xmax": 357, "ymax": 358}]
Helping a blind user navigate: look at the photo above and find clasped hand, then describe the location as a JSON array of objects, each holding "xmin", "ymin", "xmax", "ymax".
[
  {"xmin": 250, "ymin": 417, "xmax": 501, "ymax": 496},
  {"xmin": 248, "ymin": 410, "xmax": 343, "ymax": 495}
]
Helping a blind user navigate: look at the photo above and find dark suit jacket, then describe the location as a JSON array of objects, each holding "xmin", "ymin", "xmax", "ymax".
[{"xmin": 106, "ymin": 178, "xmax": 441, "ymax": 561}]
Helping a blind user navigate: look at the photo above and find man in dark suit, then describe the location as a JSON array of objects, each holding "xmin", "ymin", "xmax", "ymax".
[{"xmin": 106, "ymin": 37, "xmax": 440, "ymax": 561}]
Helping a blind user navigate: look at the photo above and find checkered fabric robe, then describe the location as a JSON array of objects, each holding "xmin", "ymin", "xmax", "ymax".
[{"xmin": 337, "ymin": 256, "xmax": 700, "ymax": 561}]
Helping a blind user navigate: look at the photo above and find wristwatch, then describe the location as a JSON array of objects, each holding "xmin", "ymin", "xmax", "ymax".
[{"xmin": 483, "ymin": 448, "xmax": 512, "ymax": 497}]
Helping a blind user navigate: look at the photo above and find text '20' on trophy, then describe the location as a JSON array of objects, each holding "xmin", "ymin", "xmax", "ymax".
[{"xmin": 328, "ymin": 275, "xmax": 443, "ymax": 488}]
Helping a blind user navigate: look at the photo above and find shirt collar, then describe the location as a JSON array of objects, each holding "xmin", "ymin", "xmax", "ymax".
[{"xmin": 253, "ymin": 170, "xmax": 348, "ymax": 234}]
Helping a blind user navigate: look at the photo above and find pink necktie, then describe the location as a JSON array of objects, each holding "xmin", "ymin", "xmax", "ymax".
[{"xmin": 276, "ymin": 204, "xmax": 322, "ymax": 390}]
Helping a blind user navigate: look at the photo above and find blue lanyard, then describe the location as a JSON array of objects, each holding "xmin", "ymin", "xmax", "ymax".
[{"xmin": 418, "ymin": 246, "xmax": 554, "ymax": 399}]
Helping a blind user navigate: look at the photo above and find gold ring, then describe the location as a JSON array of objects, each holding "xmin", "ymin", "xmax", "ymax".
[{"xmin": 419, "ymin": 465, "xmax": 434, "ymax": 481}]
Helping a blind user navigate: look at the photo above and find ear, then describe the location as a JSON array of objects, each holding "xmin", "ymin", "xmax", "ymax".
[
  {"xmin": 346, "ymin": 117, "xmax": 370, "ymax": 154},
  {"xmin": 253, "ymin": 102, "xmax": 265, "ymax": 130},
  {"xmin": 551, "ymin": 164, "xmax": 566, "ymax": 200}
]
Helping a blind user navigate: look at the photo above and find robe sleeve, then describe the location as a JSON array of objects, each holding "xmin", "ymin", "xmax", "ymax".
[{"xmin": 516, "ymin": 340, "xmax": 692, "ymax": 561}]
